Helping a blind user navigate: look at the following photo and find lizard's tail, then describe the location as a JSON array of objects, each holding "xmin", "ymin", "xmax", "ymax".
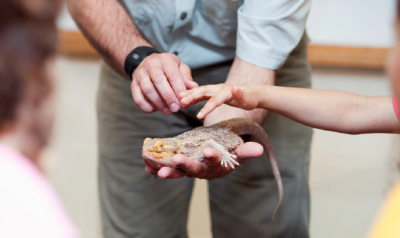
[
  {"xmin": 220, "ymin": 118, "xmax": 283, "ymax": 223},
  {"xmin": 262, "ymin": 136, "xmax": 283, "ymax": 223}
]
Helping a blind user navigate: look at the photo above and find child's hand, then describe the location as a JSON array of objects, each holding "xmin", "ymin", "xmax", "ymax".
[{"xmin": 179, "ymin": 84, "xmax": 259, "ymax": 119}]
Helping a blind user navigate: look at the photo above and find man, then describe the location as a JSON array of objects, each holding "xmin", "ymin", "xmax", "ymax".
[{"xmin": 67, "ymin": 0, "xmax": 312, "ymax": 237}]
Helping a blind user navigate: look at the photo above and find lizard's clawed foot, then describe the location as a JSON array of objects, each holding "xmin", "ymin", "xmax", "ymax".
[
  {"xmin": 221, "ymin": 152, "xmax": 239, "ymax": 169},
  {"xmin": 203, "ymin": 140, "xmax": 240, "ymax": 169}
]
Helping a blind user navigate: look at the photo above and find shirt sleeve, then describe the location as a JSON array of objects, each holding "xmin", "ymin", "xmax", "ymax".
[{"xmin": 236, "ymin": 0, "xmax": 311, "ymax": 70}]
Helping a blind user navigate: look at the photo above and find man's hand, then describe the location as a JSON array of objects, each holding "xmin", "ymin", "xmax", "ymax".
[
  {"xmin": 145, "ymin": 142, "xmax": 263, "ymax": 179},
  {"xmin": 131, "ymin": 53, "xmax": 198, "ymax": 115},
  {"xmin": 67, "ymin": 0, "xmax": 198, "ymax": 115}
]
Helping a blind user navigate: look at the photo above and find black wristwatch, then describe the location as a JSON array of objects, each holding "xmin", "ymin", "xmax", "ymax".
[{"xmin": 124, "ymin": 46, "xmax": 160, "ymax": 80}]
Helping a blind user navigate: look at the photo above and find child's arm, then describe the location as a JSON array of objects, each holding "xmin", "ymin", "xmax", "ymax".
[{"xmin": 180, "ymin": 84, "xmax": 400, "ymax": 134}]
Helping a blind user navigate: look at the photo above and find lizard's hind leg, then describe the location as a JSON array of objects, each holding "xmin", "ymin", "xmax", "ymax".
[{"xmin": 203, "ymin": 140, "xmax": 239, "ymax": 169}]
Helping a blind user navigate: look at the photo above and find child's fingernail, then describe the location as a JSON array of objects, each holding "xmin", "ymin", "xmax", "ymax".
[{"xmin": 197, "ymin": 111, "xmax": 203, "ymax": 118}]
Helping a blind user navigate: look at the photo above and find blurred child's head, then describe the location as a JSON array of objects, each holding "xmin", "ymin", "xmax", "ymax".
[{"xmin": 0, "ymin": 0, "xmax": 62, "ymax": 162}]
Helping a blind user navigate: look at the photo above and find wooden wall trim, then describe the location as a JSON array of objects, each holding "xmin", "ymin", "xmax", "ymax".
[
  {"xmin": 58, "ymin": 30, "xmax": 390, "ymax": 69},
  {"xmin": 58, "ymin": 30, "xmax": 98, "ymax": 57},
  {"xmin": 307, "ymin": 45, "xmax": 389, "ymax": 69}
]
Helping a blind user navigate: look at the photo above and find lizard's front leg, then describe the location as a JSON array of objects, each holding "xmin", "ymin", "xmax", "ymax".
[
  {"xmin": 181, "ymin": 139, "xmax": 240, "ymax": 169},
  {"xmin": 202, "ymin": 139, "xmax": 240, "ymax": 169}
]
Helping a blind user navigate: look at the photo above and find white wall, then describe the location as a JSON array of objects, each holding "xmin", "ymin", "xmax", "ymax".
[
  {"xmin": 57, "ymin": 0, "xmax": 396, "ymax": 48},
  {"xmin": 57, "ymin": 5, "xmax": 78, "ymax": 31},
  {"xmin": 306, "ymin": 0, "xmax": 396, "ymax": 48}
]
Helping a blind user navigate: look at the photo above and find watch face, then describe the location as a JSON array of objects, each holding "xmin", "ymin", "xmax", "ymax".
[{"xmin": 133, "ymin": 53, "xmax": 140, "ymax": 60}]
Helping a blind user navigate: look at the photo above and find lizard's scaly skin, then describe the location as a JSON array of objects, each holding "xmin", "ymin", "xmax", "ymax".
[{"xmin": 142, "ymin": 118, "xmax": 283, "ymax": 222}]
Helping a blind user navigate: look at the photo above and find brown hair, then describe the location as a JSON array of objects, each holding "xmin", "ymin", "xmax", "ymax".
[{"xmin": 0, "ymin": 0, "xmax": 62, "ymax": 129}]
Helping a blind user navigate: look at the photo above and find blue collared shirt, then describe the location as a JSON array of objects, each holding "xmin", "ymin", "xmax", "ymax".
[{"xmin": 122, "ymin": 0, "xmax": 311, "ymax": 70}]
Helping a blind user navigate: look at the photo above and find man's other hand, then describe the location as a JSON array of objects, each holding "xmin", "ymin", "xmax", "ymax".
[
  {"xmin": 131, "ymin": 53, "xmax": 198, "ymax": 115},
  {"xmin": 144, "ymin": 142, "xmax": 263, "ymax": 180}
]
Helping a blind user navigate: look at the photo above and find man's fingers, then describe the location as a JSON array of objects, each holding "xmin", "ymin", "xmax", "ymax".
[
  {"xmin": 139, "ymin": 77, "xmax": 168, "ymax": 114},
  {"xmin": 136, "ymin": 53, "xmax": 194, "ymax": 114},
  {"xmin": 179, "ymin": 63, "xmax": 198, "ymax": 90},
  {"xmin": 171, "ymin": 154, "xmax": 205, "ymax": 176},
  {"xmin": 148, "ymin": 68, "xmax": 180, "ymax": 113},
  {"xmin": 161, "ymin": 55, "xmax": 187, "ymax": 99},
  {"xmin": 157, "ymin": 167, "xmax": 185, "ymax": 179},
  {"xmin": 131, "ymin": 78, "xmax": 154, "ymax": 113},
  {"xmin": 146, "ymin": 165, "xmax": 186, "ymax": 179},
  {"xmin": 202, "ymin": 148, "xmax": 223, "ymax": 169},
  {"xmin": 145, "ymin": 166, "xmax": 159, "ymax": 177},
  {"xmin": 233, "ymin": 142, "xmax": 264, "ymax": 163}
]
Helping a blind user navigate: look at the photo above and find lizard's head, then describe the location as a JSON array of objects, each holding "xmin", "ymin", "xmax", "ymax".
[{"xmin": 142, "ymin": 137, "xmax": 184, "ymax": 169}]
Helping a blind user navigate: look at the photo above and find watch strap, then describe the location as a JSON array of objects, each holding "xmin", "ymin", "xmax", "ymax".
[{"xmin": 124, "ymin": 46, "xmax": 160, "ymax": 80}]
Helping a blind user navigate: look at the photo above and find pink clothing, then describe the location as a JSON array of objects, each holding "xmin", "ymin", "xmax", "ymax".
[
  {"xmin": 394, "ymin": 96, "xmax": 400, "ymax": 121},
  {"xmin": 0, "ymin": 143, "xmax": 80, "ymax": 238}
]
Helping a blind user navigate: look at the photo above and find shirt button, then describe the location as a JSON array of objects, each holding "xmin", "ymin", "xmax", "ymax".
[
  {"xmin": 173, "ymin": 51, "xmax": 178, "ymax": 56},
  {"xmin": 180, "ymin": 12, "xmax": 187, "ymax": 20}
]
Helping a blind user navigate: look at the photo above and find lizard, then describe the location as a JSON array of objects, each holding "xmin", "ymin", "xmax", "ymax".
[{"xmin": 142, "ymin": 118, "xmax": 283, "ymax": 222}]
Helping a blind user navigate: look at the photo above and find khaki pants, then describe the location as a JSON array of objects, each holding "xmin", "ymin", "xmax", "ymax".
[{"xmin": 97, "ymin": 33, "xmax": 313, "ymax": 238}]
